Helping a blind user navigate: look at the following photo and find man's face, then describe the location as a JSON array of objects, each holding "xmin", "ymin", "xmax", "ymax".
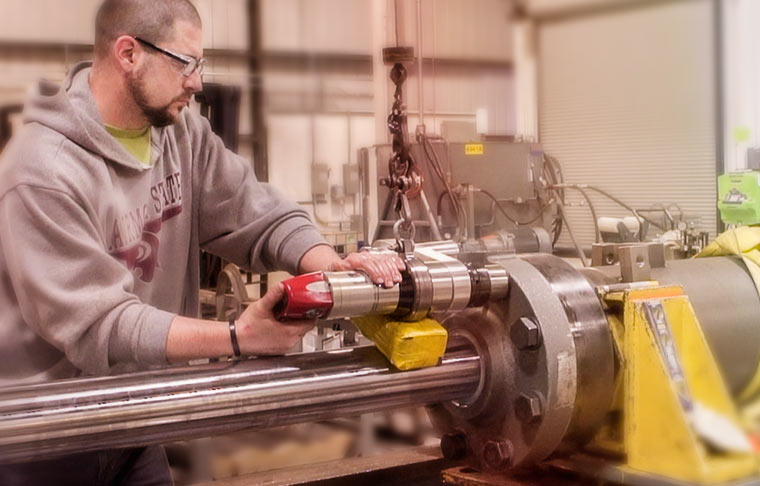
[{"xmin": 127, "ymin": 20, "xmax": 203, "ymax": 127}]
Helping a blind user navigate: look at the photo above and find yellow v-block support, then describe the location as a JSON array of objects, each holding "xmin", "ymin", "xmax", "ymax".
[{"xmin": 621, "ymin": 286, "xmax": 758, "ymax": 484}]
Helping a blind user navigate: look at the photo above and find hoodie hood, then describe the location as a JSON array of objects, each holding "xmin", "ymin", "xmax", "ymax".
[{"xmin": 22, "ymin": 61, "xmax": 151, "ymax": 170}]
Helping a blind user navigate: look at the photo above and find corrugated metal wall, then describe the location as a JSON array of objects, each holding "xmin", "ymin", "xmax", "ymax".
[{"xmin": 537, "ymin": 0, "xmax": 718, "ymax": 248}]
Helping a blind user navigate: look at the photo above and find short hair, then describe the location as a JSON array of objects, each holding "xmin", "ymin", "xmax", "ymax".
[{"xmin": 94, "ymin": 0, "xmax": 202, "ymax": 58}]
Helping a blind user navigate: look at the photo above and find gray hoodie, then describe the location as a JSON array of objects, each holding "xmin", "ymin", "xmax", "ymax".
[{"xmin": 0, "ymin": 62, "xmax": 327, "ymax": 385}]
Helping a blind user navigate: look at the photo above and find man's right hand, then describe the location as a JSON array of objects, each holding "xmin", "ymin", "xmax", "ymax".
[{"xmin": 236, "ymin": 283, "xmax": 316, "ymax": 355}]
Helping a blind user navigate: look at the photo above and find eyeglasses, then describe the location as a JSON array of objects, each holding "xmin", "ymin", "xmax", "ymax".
[{"xmin": 134, "ymin": 37, "xmax": 206, "ymax": 77}]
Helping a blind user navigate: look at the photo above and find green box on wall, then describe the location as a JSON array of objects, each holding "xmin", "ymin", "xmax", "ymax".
[{"xmin": 718, "ymin": 172, "xmax": 760, "ymax": 225}]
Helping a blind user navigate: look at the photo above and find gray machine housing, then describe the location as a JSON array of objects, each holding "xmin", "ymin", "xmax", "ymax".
[{"xmin": 360, "ymin": 141, "xmax": 558, "ymax": 244}]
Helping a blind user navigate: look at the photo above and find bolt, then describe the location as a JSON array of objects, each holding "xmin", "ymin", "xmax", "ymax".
[
  {"xmin": 514, "ymin": 392, "xmax": 543, "ymax": 423},
  {"xmin": 482, "ymin": 439, "xmax": 512, "ymax": 470},
  {"xmin": 510, "ymin": 317, "xmax": 542, "ymax": 350},
  {"xmin": 440, "ymin": 432, "xmax": 468, "ymax": 460}
]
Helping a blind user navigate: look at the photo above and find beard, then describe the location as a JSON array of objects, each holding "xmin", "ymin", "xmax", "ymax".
[{"xmin": 127, "ymin": 71, "xmax": 186, "ymax": 128}]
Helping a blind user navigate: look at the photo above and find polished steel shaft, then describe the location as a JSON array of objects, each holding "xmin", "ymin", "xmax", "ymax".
[
  {"xmin": 323, "ymin": 260, "xmax": 508, "ymax": 321},
  {"xmin": 0, "ymin": 337, "xmax": 480, "ymax": 464}
]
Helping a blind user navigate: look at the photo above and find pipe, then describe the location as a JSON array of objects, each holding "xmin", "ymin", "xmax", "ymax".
[
  {"xmin": 466, "ymin": 184, "xmax": 476, "ymax": 240},
  {"xmin": 416, "ymin": 0, "xmax": 424, "ymax": 131},
  {"xmin": 556, "ymin": 198, "xmax": 588, "ymax": 266},
  {"xmin": 0, "ymin": 337, "xmax": 480, "ymax": 464},
  {"xmin": 419, "ymin": 188, "xmax": 443, "ymax": 240}
]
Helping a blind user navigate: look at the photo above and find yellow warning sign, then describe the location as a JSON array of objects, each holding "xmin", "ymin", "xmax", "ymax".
[{"xmin": 465, "ymin": 144, "xmax": 484, "ymax": 155}]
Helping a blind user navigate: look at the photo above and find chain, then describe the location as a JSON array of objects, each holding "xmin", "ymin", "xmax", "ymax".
[{"xmin": 382, "ymin": 63, "xmax": 419, "ymax": 241}]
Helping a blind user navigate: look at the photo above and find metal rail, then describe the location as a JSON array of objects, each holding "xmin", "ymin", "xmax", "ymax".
[{"xmin": 0, "ymin": 337, "xmax": 480, "ymax": 464}]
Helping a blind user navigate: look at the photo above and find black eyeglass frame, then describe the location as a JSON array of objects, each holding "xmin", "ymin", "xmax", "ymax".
[{"xmin": 134, "ymin": 37, "xmax": 205, "ymax": 77}]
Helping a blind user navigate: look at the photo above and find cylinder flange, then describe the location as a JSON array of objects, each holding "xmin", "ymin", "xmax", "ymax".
[{"xmin": 428, "ymin": 254, "xmax": 614, "ymax": 469}]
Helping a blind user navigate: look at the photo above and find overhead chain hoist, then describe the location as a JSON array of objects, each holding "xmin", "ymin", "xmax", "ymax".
[{"xmin": 380, "ymin": 46, "xmax": 423, "ymax": 242}]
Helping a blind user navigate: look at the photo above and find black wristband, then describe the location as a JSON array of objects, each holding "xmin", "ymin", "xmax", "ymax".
[{"xmin": 229, "ymin": 318, "xmax": 241, "ymax": 358}]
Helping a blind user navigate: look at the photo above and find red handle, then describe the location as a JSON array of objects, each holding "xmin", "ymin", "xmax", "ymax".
[{"xmin": 273, "ymin": 272, "xmax": 334, "ymax": 321}]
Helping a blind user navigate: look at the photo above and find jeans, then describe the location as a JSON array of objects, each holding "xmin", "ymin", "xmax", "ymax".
[{"xmin": 0, "ymin": 445, "xmax": 173, "ymax": 486}]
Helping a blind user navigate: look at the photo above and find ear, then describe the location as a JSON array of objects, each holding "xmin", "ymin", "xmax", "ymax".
[{"xmin": 112, "ymin": 35, "xmax": 139, "ymax": 73}]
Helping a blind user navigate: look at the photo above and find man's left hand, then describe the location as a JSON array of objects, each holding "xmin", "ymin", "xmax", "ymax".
[{"xmin": 328, "ymin": 251, "xmax": 405, "ymax": 288}]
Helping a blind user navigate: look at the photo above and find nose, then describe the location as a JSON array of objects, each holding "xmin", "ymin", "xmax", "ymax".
[{"xmin": 183, "ymin": 68, "xmax": 203, "ymax": 94}]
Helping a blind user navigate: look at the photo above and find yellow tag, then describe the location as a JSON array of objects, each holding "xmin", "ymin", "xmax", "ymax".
[{"xmin": 465, "ymin": 143, "xmax": 484, "ymax": 155}]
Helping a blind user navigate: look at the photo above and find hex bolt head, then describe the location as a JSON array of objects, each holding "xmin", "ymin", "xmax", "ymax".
[
  {"xmin": 440, "ymin": 432, "xmax": 468, "ymax": 460},
  {"xmin": 514, "ymin": 392, "xmax": 543, "ymax": 423},
  {"xmin": 510, "ymin": 317, "xmax": 542, "ymax": 350},
  {"xmin": 482, "ymin": 439, "xmax": 512, "ymax": 470}
]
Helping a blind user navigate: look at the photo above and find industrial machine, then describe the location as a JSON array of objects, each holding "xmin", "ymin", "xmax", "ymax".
[
  {"xmin": 359, "ymin": 45, "xmax": 561, "ymax": 254},
  {"xmin": 2, "ymin": 238, "xmax": 760, "ymax": 485},
  {"xmin": 361, "ymin": 140, "xmax": 561, "ymax": 245},
  {"xmin": 0, "ymin": 24, "xmax": 746, "ymax": 486}
]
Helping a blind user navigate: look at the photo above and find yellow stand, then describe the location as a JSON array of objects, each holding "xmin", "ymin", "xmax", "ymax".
[{"xmin": 615, "ymin": 286, "xmax": 758, "ymax": 483}]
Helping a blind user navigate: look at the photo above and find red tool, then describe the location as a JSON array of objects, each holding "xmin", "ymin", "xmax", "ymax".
[{"xmin": 274, "ymin": 272, "xmax": 334, "ymax": 321}]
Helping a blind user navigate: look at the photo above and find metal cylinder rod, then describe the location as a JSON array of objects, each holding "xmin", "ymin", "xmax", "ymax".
[
  {"xmin": 419, "ymin": 188, "xmax": 443, "ymax": 240},
  {"xmin": 416, "ymin": 0, "xmax": 424, "ymax": 130},
  {"xmin": 319, "ymin": 264, "xmax": 507, "ymax": 321},
  {"xmin": 0, "ymin": 337, "xmax": 480, "ymax": 464},
  {"xmin": 466, "ymin": 184, "xmax": 476, "ymax": 241}
]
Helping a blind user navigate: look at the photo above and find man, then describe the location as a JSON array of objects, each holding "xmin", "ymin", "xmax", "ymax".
[{"xmin": 0, "ymin": 0, "xmax": 402, "ymax": 484}]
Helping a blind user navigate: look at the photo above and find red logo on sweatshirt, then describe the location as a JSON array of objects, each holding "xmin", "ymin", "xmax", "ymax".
[{"xmin": 108, "ymin": 172, "xmax": 182, "ymax": 282}]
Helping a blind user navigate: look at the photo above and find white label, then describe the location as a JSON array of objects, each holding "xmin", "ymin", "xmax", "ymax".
[
  {"xmin": 556, "ymin": 351, "xmax": 576, "ymax": 409},
  {"xmin": 305, "ymin": 281, "xmax": 331, "ymax": 294}
]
